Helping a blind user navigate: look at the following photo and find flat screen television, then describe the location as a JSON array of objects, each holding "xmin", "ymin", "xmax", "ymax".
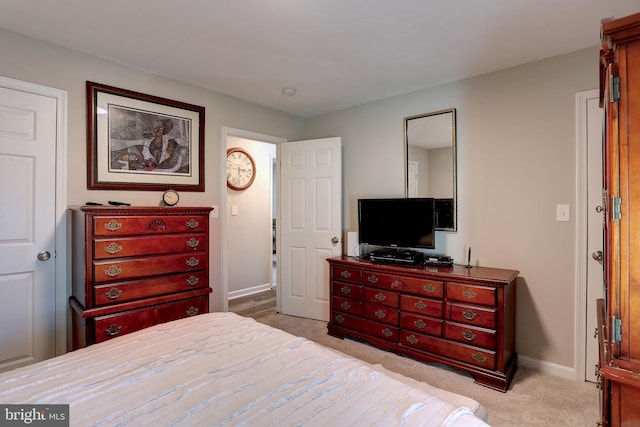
[{"xmin": 358, "ymin": 198, "xmax": 435, "ymax": 250}]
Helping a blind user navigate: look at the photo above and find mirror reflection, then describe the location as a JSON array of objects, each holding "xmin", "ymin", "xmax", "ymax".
[{"xmin": 404, "ymin": 108, "xmax": 457, "ymax": 231}]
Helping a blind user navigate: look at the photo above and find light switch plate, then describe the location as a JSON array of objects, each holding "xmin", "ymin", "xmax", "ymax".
[{"xmin": 556, "ymin": 204, "xmax": 570, "ymax": 222}]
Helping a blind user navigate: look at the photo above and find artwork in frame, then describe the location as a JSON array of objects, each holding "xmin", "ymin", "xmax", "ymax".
[{"xmin": 87, "ymin": 81, "xmax": 205, "ymax": 191}]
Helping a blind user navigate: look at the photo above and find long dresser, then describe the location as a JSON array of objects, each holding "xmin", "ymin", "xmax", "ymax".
[
  {"xmin": 327, "ymin": 255, "xmax": 518, "ymax": 391},
  {"xmin": 70, "ymin": 206, "xmax": 212, "ymax": 349}
]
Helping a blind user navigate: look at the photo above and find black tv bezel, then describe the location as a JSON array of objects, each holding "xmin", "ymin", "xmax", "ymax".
[{"xmin": 357, "ymin": 197, "xmax": 436, "ymax": 250}]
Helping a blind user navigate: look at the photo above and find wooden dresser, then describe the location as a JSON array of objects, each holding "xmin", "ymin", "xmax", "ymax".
[
  {"xmin": 70, "ymin": 206, "xmax": 212, "ymax": 349},
  {"xmin": 598, "ymin": 12, "xmax": 640, "ymax": 426},
  {"xmin": 327, "ymin": 255, "xmax": 518, "ymax": 391}
]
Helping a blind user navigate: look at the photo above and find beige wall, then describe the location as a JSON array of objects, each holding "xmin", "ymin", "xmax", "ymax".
[
  {"xmin": 1, "ymin": 25, "xmax": 600, "ymax": 372},
  {"xmin": 305, "ymin": 47, "xmax": 599, "ymax": 369},
  {"xmin": 0, "ymin": 28, "xmax": 305, "ymax": 312}
]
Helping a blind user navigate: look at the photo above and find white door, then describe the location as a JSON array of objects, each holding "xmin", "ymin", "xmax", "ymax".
[
  {"xmin": 280, "ymin": 137, "xmax": 342, "ymax": 321},
  {"xmin": 0, "ymin": 84, "xmax": 58, "ymax": 371},
  {"xmin": 585, "ymin": 93, "xmax": 604, "ymax": 382}
]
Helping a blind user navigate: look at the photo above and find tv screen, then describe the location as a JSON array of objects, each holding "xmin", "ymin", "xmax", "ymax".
[{"xmin": 358, "ymin": 198, "xmax": 435, "ymax": 249}]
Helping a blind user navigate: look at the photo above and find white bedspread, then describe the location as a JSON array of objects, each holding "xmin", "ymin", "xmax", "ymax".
[{"xmin": 0, "ymin": 313, "xmax": 488, "ymax": 426}]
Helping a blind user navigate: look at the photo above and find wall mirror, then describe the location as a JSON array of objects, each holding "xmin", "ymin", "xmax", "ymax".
[{"xmin": 404, "ymin": 108, "xmax": 457, "ymax": 231}]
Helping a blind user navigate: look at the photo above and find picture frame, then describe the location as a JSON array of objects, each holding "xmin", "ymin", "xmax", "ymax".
[{"xmin": 87, "ymin": 81, "xmax": 205, "ymax": 191}]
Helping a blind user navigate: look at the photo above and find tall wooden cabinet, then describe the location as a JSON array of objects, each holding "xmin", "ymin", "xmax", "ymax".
[
  {"xmin": 70, "ymin": 206, "xmax": 212, "ymax": 349},
  {"xmin": 598, "ymin": 12, "xmax": 640, "ymax": 426}
]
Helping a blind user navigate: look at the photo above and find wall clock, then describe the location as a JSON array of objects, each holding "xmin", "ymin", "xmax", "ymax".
[{"xmin": 226, "ymin": 147, "xmax": 256, "ymax": 191}]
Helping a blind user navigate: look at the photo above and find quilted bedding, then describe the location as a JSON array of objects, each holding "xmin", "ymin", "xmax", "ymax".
[{"xmin": 0, "ymin": 312, "xmax": 488, "ymax": 426}]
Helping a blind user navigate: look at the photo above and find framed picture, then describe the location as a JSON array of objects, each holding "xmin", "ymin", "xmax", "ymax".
[{"xmin": 87, "ymin": 81, "xmax": 205, "ymax": 191}]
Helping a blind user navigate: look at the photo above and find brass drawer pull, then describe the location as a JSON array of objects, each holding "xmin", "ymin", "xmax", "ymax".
[
  {"xmin": 414, "ymin": 300, "xmax": 427, "ymax": 310},
  {"xmin": 186, "ymin": 219, "xmax": 199, "ymax": 229},
  {"xmin": 186, "ymin": 238, "xmax": 200, "ymax": 249},
  {"xmin": 375, "ymin": 293, "xmax": 387, "ymax": 302},
  {"xmin": 462, "ymin": 309, "xmax": 477, "ymax": 321},
  {"xmin": 381, "ymin": 328, "xmax": 393, "ymax": 338},
  {"xmin": 462, "ymin": 288, "xmax": 478, "ymax": 299},
  {"xmin": 462, "ymin": 330, "xmax": 477, "ymax": 341},
  {"xmin": 368, "ymin": 274, "xmax": 379, "ymax": 284},
  {"xmin": 414, "ymin": 319, "xmax": 426, "ymax": 329},
  {"xmin": 391, "ymin": 278, "xmax": 404, "ymax": 288},
  {"xmin": 340, "ymin": 285, "xmax": 351, "ymax": 294},
  {"xmin": 472, "ymin": 352, "xmax": 487, "ymax": 363},
  {"xmin": 104, "ymin": 220, "xmax": 122, "ymax": 232},
  {"xmin": 104, "ymin": 242, "xmax": 122, "ymax": 255},
  {"xmin": 186, "ymin": 275, "xmax": 200, "ymax": 286},
  {"xmin": 105, "ymin": 324, "xmax": 122, "ymax": 337},
  {"xmin": 105, "ymin": 287, "xmax": 122, "ymax": 300},
  {"xmin": 341, "ymin": 301, "xmax": 352, "ymax": 310},
  {"xmin": 186, "ymin": 306, "xmax": 199, "ymax": 316},
  {"xmin": 423, "ymin": 283, "xmax": 436, "ymax": 293},
  {"xmin": 104, "ymin": 265, "xmax": 122, "ymax": 278},
  {"xmin": 406, "ymin": 334, "xmax": 419, "ymax": 344},
  {"xmin": 186, "ymin": 257, "xmax": 199, "ymax": 267},
  {"xmin": 375, "ymin": 309, "xmax": 386, "ymax": 319},
  {"xmin": 335, "ymin": 314, "xmax": 345, "ymax": 324},
  {"xmin": 340, "ymin": 270, "xmax": 351, "ymax": 279}
]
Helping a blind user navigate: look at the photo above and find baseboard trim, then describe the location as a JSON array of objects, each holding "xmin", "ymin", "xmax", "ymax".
[
  {"xmin": 518, "ymin": 354, "xmax": 577, "ymax": 381},
  {"xmin": 228, "ymin": 283, "xmax": 274, "ymax": 300}
]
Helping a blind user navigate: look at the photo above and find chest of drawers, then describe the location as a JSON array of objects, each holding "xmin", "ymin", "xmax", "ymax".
[
  {"xmin": 70, "ymin": 206, "xmax": 212, "ymax": 349},
  {"xmin": 327, "ymin": 255, "xmax": 518, "ymax": 391}
]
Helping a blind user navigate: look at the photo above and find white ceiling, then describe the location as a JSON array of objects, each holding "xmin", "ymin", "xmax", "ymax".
[{"xmin": 1, "ymin": 1, "xmax": 639, "ymax": 118}]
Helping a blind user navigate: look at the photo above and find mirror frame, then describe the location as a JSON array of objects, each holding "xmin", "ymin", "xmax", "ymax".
[{"xmin": 404, "ymin": 108, "xmax": 457, "ymax": 231}]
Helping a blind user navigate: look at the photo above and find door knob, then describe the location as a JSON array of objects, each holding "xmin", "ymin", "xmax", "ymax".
[
  {"xmin": 37, "ymin": 251, "xmax": 51, "ymax": 261},
  {"xmin": 331, "ymin": 236, "xmax": 339, "ymax": 246},
  {"xmin": 592, "ymin": 251, "xmax": 603, "ymax": 262}
]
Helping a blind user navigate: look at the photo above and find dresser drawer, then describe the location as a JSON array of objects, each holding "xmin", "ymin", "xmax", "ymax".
[
  {"xmin": 400, "ymin": 312, "xmax": 443, "ymax": 336},
  {"xmin": 93, "ymin": 271, "xmax": 209, "ymax": 306},
  {"xmin": 364, "ymin": 271, "xmax": 443, "ymax": 298},
  {"xmin": 400, "ymin": 332, "xmax": 496, "ymax": 370},
  {"xmin": 401, "ymin": 294, "xmax": 443, "ymax": 317},
  {"xmin": 93, "ymin": 295, "xmax": 208, "ymax": 343},
  {"xmin": 93, "ymin": 215, "xmax": 207, "ymax": 236},
  {"xmin": 363, "ymin": 287, "xmax": 399, "ymax": 307},
  {"xmin": 446, "ymin": 282, "xmax": 496, "ymax": 307},
  {"xmin": 331, "ymin": 312, "xmax": 399, "ymax": 342},
  {"xmin": 331, "ymin": 266, "xmax": 362, "ymax": 284},
  {"xmin": 94, "ymin": 233, "xmax": 206, "ymax": 259},
  {"xmin": 93, "ymin": 252, "xmax": 207, "ymax": 283},
  {"xmin": 332, "ymin": 281, "xmax": 363, "ymax": 299},
  {"xmin": 447, "ymin": 303, "xmax": 497, "ymax": 329},
  {"xmin": 444, "ymin": 322, "xmax": 496, "ymax": 350},
  {"xmin": 363, "ymin": 302, "xmax": 399, "ymax": 325},
  {"xmin": 332, "ymin": 296, "xmax": 363, "ymax": 315}
]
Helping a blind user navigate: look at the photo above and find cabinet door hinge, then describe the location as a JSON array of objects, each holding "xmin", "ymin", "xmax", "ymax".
[
  {"xmin": 612, "ymin": 316, "xmax": 622, "ymax": 344},
  {"xmin": 611, "ymin": 196, "xmax": 622, "ymax": 221},
  {"xmin": 610, "ymin": 76, "xmax": 620, "ymax": 102}
]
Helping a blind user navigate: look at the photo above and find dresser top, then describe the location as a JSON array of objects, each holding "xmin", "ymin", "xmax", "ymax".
[
  {"xmin": 328, "ymin": 255, "xmax": 519, "ymax": 284},
  {"xmin": 70, "ymin": 206, "xmax": 213, "ymax": 215}
]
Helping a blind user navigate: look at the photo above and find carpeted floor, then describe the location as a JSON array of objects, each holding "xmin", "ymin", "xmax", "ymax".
[{"xmin": 256, "ymin": 313, "xmax": 600, "ymax": 427}]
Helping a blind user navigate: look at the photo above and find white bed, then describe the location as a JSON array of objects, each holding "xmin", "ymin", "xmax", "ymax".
[{"xmin": 0, "ymin": 313, "xmax": 488, "ymax": 426}]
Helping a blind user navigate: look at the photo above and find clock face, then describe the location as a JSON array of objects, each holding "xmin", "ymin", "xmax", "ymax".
[
  {"xmin": 226, "ymin": 147, "xmax": 256, "ymax": 190},
  {"xmin": 163, "ymin": 189, "xmax": 179, "ymax": 206}
]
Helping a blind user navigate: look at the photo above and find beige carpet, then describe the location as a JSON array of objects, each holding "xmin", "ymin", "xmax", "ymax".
[{"xmin": 257, "ymin": 313, "xmax": 599, "ymax": 427}]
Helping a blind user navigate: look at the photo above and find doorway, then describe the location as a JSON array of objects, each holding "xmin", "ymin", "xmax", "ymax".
[
  {"xmin": 575, "ymin": 89, "xmax": 604, "ymax": 383},
  {"xmin": 221, "ymin": 128, "xmax": 285, "ymax": 313}
]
